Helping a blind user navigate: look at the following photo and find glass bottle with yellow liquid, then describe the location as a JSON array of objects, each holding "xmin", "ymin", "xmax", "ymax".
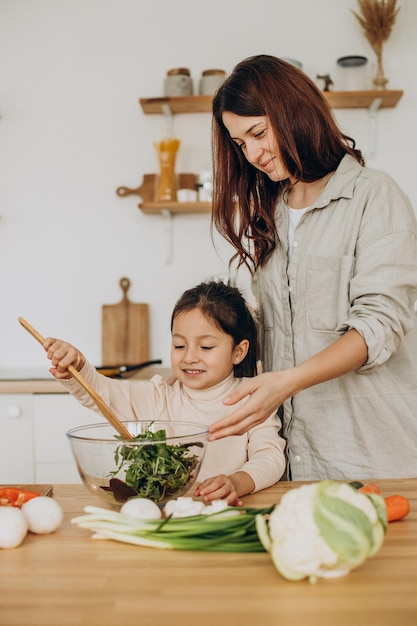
[{"xmin": 154, "ymin": 137, "xmax": 180, "ymax": 202}]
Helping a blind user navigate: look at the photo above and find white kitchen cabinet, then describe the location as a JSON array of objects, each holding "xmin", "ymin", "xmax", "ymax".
[
  {"xmin": 0, "ymin": 393, "xmax": 106, "ymax": 485},
  {"xmin": 33, "ymin": 394, "xmax": 106, "ymax": 483},
  {"xmin": 0, "ymin": 394, "xmax": 35, "ymax": 483}
]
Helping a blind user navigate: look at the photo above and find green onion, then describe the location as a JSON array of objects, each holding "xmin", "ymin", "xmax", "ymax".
[{"xmin": 71, "ymin": 504, "xmax": 274, "ymax": 552}]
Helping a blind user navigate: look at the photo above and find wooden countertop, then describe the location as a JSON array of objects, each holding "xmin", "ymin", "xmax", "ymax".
[
  {"xmin": 0, "ymin": 365, "xmax": 172, "ymax": 394},
  {"xmin": 0, "ymin": 478, "xmax": 416, "ymax": 626}
]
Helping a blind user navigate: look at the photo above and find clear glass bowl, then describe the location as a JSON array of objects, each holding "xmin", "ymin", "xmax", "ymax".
[{"xmin": 66, "ymin": 420, "xmax": 208, "ymax": 508}]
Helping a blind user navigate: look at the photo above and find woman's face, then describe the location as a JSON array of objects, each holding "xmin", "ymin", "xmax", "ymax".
[
  {"xmin": 170, "ymin": 308, "xmax": 248, "ymax": 390},
  {"xmin": 222, "ymin": 111, "xmax": 290, "ymax": 182}
]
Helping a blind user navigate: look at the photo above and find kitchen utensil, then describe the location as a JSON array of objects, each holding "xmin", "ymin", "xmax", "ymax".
[
  {"xmin": 66, "ymin": 420, "xmax": 208, "ymax": 507},
  {"xmin": 102, "ymin": 277, "xmax": 149, "ymax": 367},
  {"xmin": 96, "ymin": 358, "xmax": 162, "ymax": 378},
  {"xmin": 18, "ymin": 317, "xmax": 133, "ymax": 440}
]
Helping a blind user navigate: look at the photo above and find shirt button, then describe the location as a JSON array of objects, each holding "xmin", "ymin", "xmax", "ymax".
[
  {"xmin": 288, "ymin": 286, "xmax": 294, "ymax": 293},
  {"xmin": 293, "ymin": 241, "xmax": 298, "ymax": 248},
  {"xmin": 293, "ymin": 455, "xmax": 301, "ymax": 462}
]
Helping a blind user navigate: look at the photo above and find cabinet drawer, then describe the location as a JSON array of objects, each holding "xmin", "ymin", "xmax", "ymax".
[{"xmin": 0, "ymin": 394, "xmax": 34, "ymax": 483}]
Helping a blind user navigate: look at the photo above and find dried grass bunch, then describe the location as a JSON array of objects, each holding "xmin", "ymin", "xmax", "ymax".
[{"xmin": 351, "ymin": 0, "xmax": 400, "ymax": 88}]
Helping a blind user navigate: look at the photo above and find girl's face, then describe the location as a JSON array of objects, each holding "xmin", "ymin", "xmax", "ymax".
[
  {"xmin": 171, "ymin": 308, "xmax": 248, "ymax": 390},
  {"xmin": 222, "ymin": 111, "xmax": 291, "ymax": 182}
]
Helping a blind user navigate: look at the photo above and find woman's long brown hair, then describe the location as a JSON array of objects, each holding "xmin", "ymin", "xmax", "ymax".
[{"xmin": 211, "ymin": 54, "xmax": 364, "ymax": 273}]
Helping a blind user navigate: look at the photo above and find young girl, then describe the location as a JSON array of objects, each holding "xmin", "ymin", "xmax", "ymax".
[{"xmin": 44, "ymin": 280, "xmax": 286, "ymax": 505}]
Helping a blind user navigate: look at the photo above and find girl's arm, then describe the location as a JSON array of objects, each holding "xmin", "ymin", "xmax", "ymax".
[{"xmin": 209, "ymin": 328, "xmax": 368, "ymax": 439}]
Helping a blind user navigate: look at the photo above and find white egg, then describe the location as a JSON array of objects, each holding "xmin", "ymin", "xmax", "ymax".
[
  {"xmin": 0, "ymin": 506, "xmax": 28, "ymax": 548},
  {"xmin": 120, "ymin": 498, "xmax": 162, "ymax": 520},
  {"xmin": 22, "ymin": 496, "xmax": 64, "ymax": 534}
]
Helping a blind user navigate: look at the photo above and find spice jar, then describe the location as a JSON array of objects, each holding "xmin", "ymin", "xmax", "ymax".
[
  {"xmin": 199, "ymin": 69, "xmax": 226, "ymax": 95},
  {"xmin": 164, "ymin": 68, "xmax": 193, "ymax": 97}
]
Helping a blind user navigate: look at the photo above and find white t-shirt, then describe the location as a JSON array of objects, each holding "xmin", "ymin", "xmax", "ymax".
[{"xmin": 287, "ymin": 205, "xmax": 310, "ymax": 255}]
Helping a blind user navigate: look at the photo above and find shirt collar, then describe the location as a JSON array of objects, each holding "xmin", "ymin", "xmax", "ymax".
[
  {"xmin": 318, "ymin": 154, "xmax": 363, "ymax": 208},
  {"xmin": 276, "ymin": 153, "xmax": 364, "ymax": 218}
]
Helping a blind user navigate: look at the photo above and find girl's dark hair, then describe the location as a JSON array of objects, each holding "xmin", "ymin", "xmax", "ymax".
[
  {"xmin": 171, "ymin": 280, "xmax": 258, "ymax": 377},
  {"xmin": 211, "ymin": 54, "xmax": 365, "ymax": 272}
]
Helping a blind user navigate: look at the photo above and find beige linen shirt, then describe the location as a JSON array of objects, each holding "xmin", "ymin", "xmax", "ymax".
[
  {"xmin": 62, "ymin": 363, "xmax": 286, "ymax": 492},
  {"xmin": 254, "ymin": 154, "xmax": 417, "ymax": 481}
]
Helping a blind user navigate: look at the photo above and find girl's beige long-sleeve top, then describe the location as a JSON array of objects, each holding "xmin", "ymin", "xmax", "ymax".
[{"xmin": 62, "ymin": 363, "xmax": 286, "ymax": 492}]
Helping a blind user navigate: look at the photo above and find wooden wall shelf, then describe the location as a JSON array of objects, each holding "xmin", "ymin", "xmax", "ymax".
[
  {"xmin": 140, "ymin": 201, "xmax": 210, "ymax": 215},
  {"xmin": 139, "ymin": 90, "xmax": 403, "ymax": 115},
  {"xmin": 120, "ymin": 89, "xmax": 404, "ymax": 225},
  {"xmin": 118, "ymin": 89, "xmax": 404, "ymax": 262},
  {"xmin": 116, "ymin": 173, "xmax": 211, "ymax": 216},
  {"xmin": 324, "ymin": 89, "xmax": 403, "ymax": 109},
  {"xmin": 140, "ymin": 96, "xmax": 213, "ymax": 114}
]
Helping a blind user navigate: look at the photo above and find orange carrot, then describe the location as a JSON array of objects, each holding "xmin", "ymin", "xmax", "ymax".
[
  {"xmin": 358, "ymin": 483, "xmax": 381, "ymax": 495},
  {"xmin": 384, "ymin": 494, "xmax": 410, "ymax": 522}
]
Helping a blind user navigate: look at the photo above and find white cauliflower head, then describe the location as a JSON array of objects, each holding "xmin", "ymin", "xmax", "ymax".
[{"xmin": 264, "ymin": 481, "xmax": 386, "ymax": 582}]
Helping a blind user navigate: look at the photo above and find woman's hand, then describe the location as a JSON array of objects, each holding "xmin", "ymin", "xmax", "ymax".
[
  {"xmin": 43, "ymin": 337, "xmax": 85, "ymax": 380},
  {"xmin": 209, "ymin": 329, "xmax": 368, "ymax": 440},
  {"xmin": 209, "ymin": 370, "xmax": 294, "ymax": 440}
]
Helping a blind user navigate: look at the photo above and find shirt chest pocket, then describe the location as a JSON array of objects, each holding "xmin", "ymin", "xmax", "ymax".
[{"xmin": 306, "ymin": 255, "xmax": 355, "ymax": 331}]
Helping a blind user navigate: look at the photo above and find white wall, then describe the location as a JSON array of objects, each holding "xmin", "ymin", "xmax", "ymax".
[{"xmin": 0, "ymin": 0, "xmax": 416, "ymax": 368}]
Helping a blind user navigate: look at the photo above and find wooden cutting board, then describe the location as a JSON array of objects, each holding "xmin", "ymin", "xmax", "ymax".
[{"xmin": 102, "ymin": 277, "xmax": 149, "ymax": 366}]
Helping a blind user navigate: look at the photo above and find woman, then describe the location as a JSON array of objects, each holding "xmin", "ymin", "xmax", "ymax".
[{"xmin": 208, "ymin": 54, "xmax": 417, "ymax": 481}]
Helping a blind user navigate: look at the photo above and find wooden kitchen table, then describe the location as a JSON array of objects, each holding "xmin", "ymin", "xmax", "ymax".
[{"xmin": 0, "ymin": 479, "xmax": 416, "ymax": 626}]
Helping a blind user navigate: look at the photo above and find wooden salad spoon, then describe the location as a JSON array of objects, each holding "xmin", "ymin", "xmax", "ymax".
[{"xmin": 18, "ymin": 317, "xmax": 134, "ymax": 440}]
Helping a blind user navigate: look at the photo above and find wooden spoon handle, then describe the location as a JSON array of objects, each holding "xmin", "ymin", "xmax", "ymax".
[{"xmin": 18, "ymin": 317, "xmax": 134, "ymax": 440}]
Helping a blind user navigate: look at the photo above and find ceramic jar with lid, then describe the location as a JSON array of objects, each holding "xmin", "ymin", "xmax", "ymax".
[
  {"xmin": 164, "ymin": 68, "xmax": 193, "ymax": 97},
  {"xmin": 336, "ymin": 56, "xmax": 368, "ymax": 90},
  {"xmin": 199, "ymin": 69, "xmax": 226, "ymax": 96}
]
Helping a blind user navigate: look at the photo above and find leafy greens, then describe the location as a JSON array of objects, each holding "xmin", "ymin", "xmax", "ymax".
[{"xmin": 109, "ymin": 426, "xmax": 202, "ymax": 503}]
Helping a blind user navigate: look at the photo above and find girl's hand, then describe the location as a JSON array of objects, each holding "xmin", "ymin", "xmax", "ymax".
[
  {"xmin": 43, "ymin": 337, "xmax": 85, "ymax": 380},
  {"xmin": 194, "ymin": 475, "xmax": 243, "ymax": 506}
]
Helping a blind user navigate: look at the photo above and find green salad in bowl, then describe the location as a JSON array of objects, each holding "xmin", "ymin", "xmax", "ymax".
[{"xmin": 66, "ymin": 420, "xmax": 208, "ymax": 508}]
